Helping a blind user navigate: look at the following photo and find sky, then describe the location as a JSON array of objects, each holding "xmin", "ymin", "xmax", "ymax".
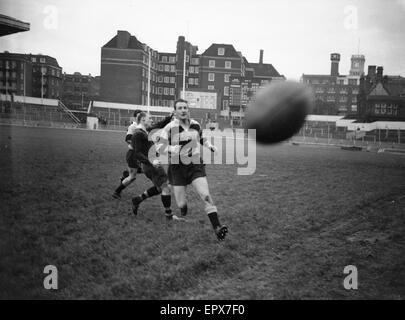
[{"xmin": 1, "ymin": 0, "xmax": 405, "ymax": 80}]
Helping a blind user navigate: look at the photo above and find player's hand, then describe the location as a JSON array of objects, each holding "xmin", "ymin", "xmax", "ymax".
[
  {"xmin": 152, "ymin": 159, "xmax": 161, "ymax": 167},
  {"xmin": 169, "ymin": 145, "xmax": 181, "ymax": 154},
  {"xmin": 210, "ymin": 145, "xmax": 218, "ymax": 154}
]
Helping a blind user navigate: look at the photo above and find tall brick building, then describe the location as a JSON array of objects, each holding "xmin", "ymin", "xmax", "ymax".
[
  {"xmin": 0, "ymin": 52, "xmax": 62, "ymax": 99},
  {"xmin": 99, "ymin": 30, "xmax": 284, "ymax": 123}
]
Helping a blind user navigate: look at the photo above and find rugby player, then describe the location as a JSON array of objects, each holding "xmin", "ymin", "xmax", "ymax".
[
  {"xmin": 130, "ymin": 112, "xmax": 184, "ymax": 221},
  {"xmin": 112, "ymin": 109, "xmax": 143, "ymax": 199},
  {"xmin": 158, "ymin": 99, "xmax": 228, "ymax": 240}
]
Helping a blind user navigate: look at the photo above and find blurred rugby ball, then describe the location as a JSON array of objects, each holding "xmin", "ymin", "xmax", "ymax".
[{"xmin": 245, "ymin": 81, "xmax": 313, "ymax": 144}]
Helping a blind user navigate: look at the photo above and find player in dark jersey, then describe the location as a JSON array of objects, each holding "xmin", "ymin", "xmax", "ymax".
[
  {"xmin": 158, "ymin": 99, "xmax": 228, "ymax": 240},
  {"xmin": 130, "ymin": 112, "xmax": 184, "ymax": 221},
  {"xmin": 113, "ymin": 109, "xmax": 143, "ymax": 199}
]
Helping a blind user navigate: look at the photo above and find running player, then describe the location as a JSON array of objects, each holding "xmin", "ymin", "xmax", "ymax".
[
  {"xmin": 158, "ymin": 99, "xmax": 228, "ymax": 240},
  {"xmin": 112, "ymin": 109, "xmax": 143, "ymax": 199},
  {"xmin": 130, "ymin": 112, "xmax": 184, "ymax": 221}
]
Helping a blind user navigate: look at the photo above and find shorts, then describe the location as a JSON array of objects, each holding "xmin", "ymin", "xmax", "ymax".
[
  {"xmin": 141, "ymin": 163, "xmax": 168, "ymax": 188},
  {"xmin": 126, "ymin": 149, "xmax": 140, "ymax": 169},
  {"xmin": 168, "ymin": 163, "xmax": 206, "ymax": 186}
]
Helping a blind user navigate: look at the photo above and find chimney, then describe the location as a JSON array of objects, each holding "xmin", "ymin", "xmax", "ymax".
[
  {"xmin": 376, "ymin": 66, "xmax": 383, "ymax": 81},
  {"xmin": 117, "ymin": 30, "xmax": 130, "ymax": 49},
  {"xmin": 367, "ymin": 65, "xmax": 376, "ymax": 77},
  {"xmin": 259, "ymin": 50, "xmax": 264, "ymax": 64},
  {"xmin": 330, "ymin": 53, "xmax": 340, "ymax": 76}
]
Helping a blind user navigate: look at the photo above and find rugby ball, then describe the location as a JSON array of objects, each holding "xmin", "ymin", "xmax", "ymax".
[{"xmin": 245, "ymin": 81, "xmax": 313, "ymax": 144}]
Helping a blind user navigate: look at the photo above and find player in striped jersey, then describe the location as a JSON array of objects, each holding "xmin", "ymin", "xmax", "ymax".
[{"xmin": 158, "ymin": 99, "xmax": 228, "ymax": 240}]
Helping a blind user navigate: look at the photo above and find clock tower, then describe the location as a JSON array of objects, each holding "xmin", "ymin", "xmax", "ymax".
[{"xmin": 349, "ymin": 54, "xmax": 365, "ymax": 76}]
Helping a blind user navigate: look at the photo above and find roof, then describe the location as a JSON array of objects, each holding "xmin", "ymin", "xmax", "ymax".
[
  {"xmin": 202, "ymin": 44, "xmax": 240, "ymax": 58},
  {"xmin": 250, "ymin": 62, "xmax": 281, "ymax": 77},
  {"xmin": 367, "ymin": 76, "xmax": 405, "ymax": 97},
  {"xmin": 0, "ymin": 14, "xmax": 30, "ymax": 37},
  {"xmin": 302, "ymin": 74, "xmax": 337, "ymax": 79},
  {"xmin": 103, "ymin": 34, "xmax": 144, "ymax": 50}
]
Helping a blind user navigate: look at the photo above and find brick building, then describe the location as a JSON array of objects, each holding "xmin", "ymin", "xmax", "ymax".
[
  {"xmin": 0, "ymin": 52, "xmax": 32, "ymax": 96},
  {"xmin": 0, "ymin": 52, "xmax": 62, "ymax": 99},
  {"xmin": 99, "ymin": 30, "xmax": 284, "ymax": 124},
  {"xmin": 301, "ymin": 53, "xmax": 364, "ymax": 115},
  {"xmin": 227, "ymin": 50, "xmax": 285, "ymax": 124},
  {"xmin": 357, "ymin": 66, "xmax": 405, "ymax": 122},
  {"xmin": 61, "ymin": 72, "xmax": 100, "ymax": 110}
]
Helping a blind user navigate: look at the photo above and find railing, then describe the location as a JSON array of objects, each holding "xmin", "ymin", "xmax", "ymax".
[{"xmin": 58, "ymin": 100, "xmax": 81, "ymax": 124}]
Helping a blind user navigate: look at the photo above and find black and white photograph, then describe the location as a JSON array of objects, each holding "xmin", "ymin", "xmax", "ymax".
[{"xmin": 0, "ymin": 0, "xmax": 404, "ymax": 305}]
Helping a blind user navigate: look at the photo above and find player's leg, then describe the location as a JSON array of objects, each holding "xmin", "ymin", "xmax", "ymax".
[
  {"xmin": 172, "ymin": 185, "xmax": 188, "ymax": 217},
  {"xmin": 131, "ymin": 163, "xmax": 162, "ymax": 215},
  {"xmin": 191, "ymin": 176, "xmax": 228, "ymax": 241},
  {"xmin": 113, "ymin": 167, "xmax": 137, "ymax": 199}
]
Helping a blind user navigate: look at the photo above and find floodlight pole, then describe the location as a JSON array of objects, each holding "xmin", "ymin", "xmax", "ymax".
[{"xmin": 147, "ymin": 48, "xmax": 151, "ymax": 114}]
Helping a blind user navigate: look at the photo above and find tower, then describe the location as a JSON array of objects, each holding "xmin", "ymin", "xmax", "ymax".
[
  {"xmin": 330, "ymin": 53, "xmax": 340, "ymax": 76},
  {"xmin": 349, "ymin": 54, "xmax": 365, "ymax": 76}
]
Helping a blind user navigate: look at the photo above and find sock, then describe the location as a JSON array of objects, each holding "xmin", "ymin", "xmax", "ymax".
[
  {"xmin": 115, "ymin": 183, "xmax": 126, "ymax": 194},
  {"xmin": 180, "ymin": 205, "xmax": 188, "ymax": 216},
  {"xmin": 141, "ymin": 186, "xmax": 160, "ymax": 200},
  {"xmin": 207, "ymin": 212, "xmax": 220, "ymax": 229},
  {"xmin": 161, "ymin": 195, "xmax": 172, "ymax": 215}
]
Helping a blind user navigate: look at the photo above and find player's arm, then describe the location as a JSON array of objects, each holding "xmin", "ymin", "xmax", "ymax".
[
  {"xmin": 148, "ymin": 113, "xmax": 173, "ymax": 131},
  {"xmin": 156, "ymin": 123, "xmax": 180, "ymax": 154},
  {"xmin": 132, "ymin": 131, "xmax": 153, "ymax": 165},
  {"xmin": 198, "ymin": 124, "xmax": 217, "ymax": 152}
]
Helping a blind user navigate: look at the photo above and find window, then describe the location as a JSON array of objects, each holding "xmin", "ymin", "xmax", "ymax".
[
  {"xmin": 39, "ymin": 57, "xmax": 45, "ymax": 63},
  {"xmin": 158, "ymin": 100, "xmax": 163, "ymax": 106},
  {"xmin": 387, "ymin": 104, "xmax": 392, "ymax": 115},
  {"xmin": 158, "ymin": 76, "xmax": 163, "ymax": 83},
  {"xmin": 224, "ymin": 86, "xmax": 229, "ymax": 96},
  {"xmin": 11, "ymin": 61, "xmax": 16, "ymax": 69},
  {"xmin": 162, "ymin": 56, "xmax": 167, "ymax": 62},
  {"xmin": 349, "ymin": 79, "xmax": 357, "ymax": 85},
  {"xmin": 195, "ymin": 67, "xmax": 199, "ymax": 73},
  {"xmin": 164, "ymin": 88, "xmax": 169, "ymax": 95},
  {"xmin": 393, "ymin": 104, "xmax": 398, "ymax": 116},
  {"xmin": 375, "ymin": 103, "xmax": 381, "ymax": 114},
  {"xmin": 224, "ymin": 74, "xmax": 230, "ymax": 83},
  {"xmin": 142, "ymin": 69, "xmax": 145, "ymax": 77},
  {"xmin": 194, "ymin": 78, "xmax": 199, "ymax": 86},
  {"xmin": 169, "ymin": 56, "xmax": 176, "ymax": 63},
  {"xmin": 191, "ymin": 58, "xmax": 199, "ymax": 65},
  {"xmin": 169, "ymin": 100, "xmax": 174, "ymax": 108},
  {"xmin": 188, "ymin": 78, "xmax": 194, "ymax": 85},
  {"xmin": 352, "ymin": 88, "xmax": 359, "ymax": 95},
  {"xmin": 159, "ymin": 65, "xmax": 163, "ymax": 71},
  {"xmin": 225, "ymin": 61, "xmax": 231, "ymax": 69},
  {"xmin": 189, "ymin": 66, "xmax": 194, "ymax": 73},
  {"xmin": 41, "ymin": 67, "xmax": 47, "ymax": 74},
  {"xmin": 223, "ymin": 100, "xmax": 229, "ymax": 109},
  {"xmin": 170, "ymin": 88, "xmax": 175, "ymax": 96},
  {"xmin": 380, "ymin": 103, "xmax": 386, "ymax": 114},
  {"xmin": 158, "ymin": 87, "xmax": 163, "ymax": 94},
  {"xmin": 186, "ymin": 55, "xmax": 189, "ymax": 62},
  {"xmin": 164, "ymin": 65, "xmax": 169, "ymax": 72},
  {"xmin": 208, "ymin": 85, "xmax": 214, "ymax": 90},
  {"xmin": 164, "ymin": 77, "xmax": 169, "ymax": 83},
  {"xmin": 170, "ymin": 65, "xmax": 175, "ymax": 72},
  {"xmin": 31, "ymin": 57, "xmax": 37, "ymax": 63},
  {"xmin": 170, "ymin": 77, "xmax": 175, "ymax": 83},
  {"xmin": 209, "ymin": 60, "xmax": 215, "ymax": 68},
  {"xmin": 208, "ymin": 73, "xmax": 215, "ymax": 81},
  {"xmin": 163, "ymin": 100, "xmax": 168, "ymax": 107},
  {"xmin": 218, "ymin": 47, "xmax": 225, "ymax": 56}
]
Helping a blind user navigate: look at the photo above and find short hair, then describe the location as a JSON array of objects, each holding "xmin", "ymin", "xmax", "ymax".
[
  {"xmin": 133, "ymin": 109, "xmax": 142, "ymax": 119},
  {"xmin": 136, "ymin": 111, "xmax": 147, "ymax": 123},
  {"xmin": 174, "ymin": 99, "xmax": 188, "ymax": 110}
]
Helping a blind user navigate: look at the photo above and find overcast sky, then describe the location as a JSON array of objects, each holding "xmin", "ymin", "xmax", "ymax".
[{"xmin": 1, "ymin": 0, "xmax": 404, "ymax": 80}]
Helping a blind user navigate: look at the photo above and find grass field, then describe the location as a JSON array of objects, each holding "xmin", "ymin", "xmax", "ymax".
[{"xmin": 1, "ymin": 124, "xmax": 404, "ymax": 299}]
